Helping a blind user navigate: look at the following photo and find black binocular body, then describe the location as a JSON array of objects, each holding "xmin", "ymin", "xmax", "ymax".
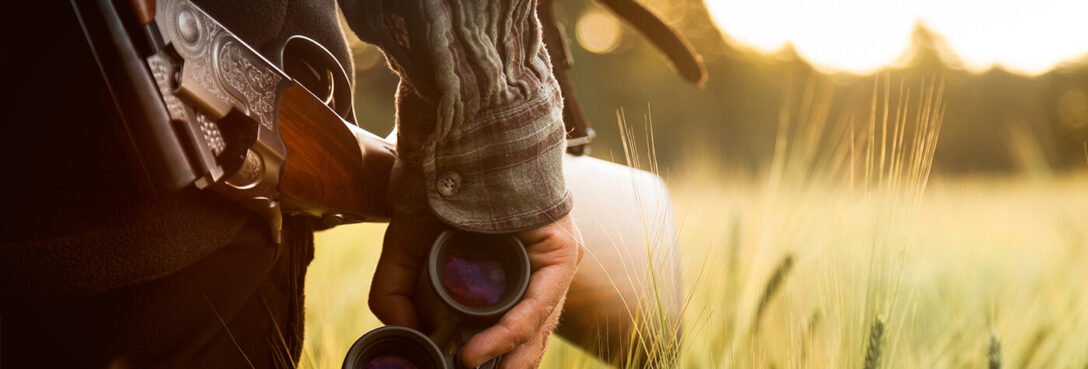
[{"xmin": 343, "ymin": 231, "xmax": 530, "ymax": 369}]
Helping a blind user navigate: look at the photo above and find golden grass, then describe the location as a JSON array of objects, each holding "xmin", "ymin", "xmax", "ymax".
[
  {"xmin": 300, "ymin": 74, "xmax": 1088, "ymax": 368},
  {"xmin": 653, "ymin": 167, "xmax": 1088, "ymax": 369}
]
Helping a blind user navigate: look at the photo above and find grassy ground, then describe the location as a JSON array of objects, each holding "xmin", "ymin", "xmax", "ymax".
[
  {"xmin": 300, "ymin": 77, "xmax": 1088, "ymax": 368},
  {"xmin": 662, "ymin": 171, "xmax": 1088, "ymax": 369},
  {"xmin": 300, "ymin": 172, "xmax": 1088, "ymax": 369}
]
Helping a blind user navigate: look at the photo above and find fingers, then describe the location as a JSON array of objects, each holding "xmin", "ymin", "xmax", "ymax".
[
  {"xmin": 459, "ymin": 264, "xmax": 565, "ymax": 366},
  {"xmin": 368, "ymin": 217, "xmax": 440, "ymax": 329},
  {"xmin": 519, "ymin": 215, "xmax": 586, "ymax": 270},
  {"xmin": 372, "ymin": 213, "xmax": 584, "ymax": 368},
  {"xmin": 498, "ymin": 294, "xmax": 566, "ymax": 368},
  {"xmin": 460, "ymin": 216, "xmax": 584, "ymax": 368},
  {"xmin": 517, "ymin": 214, "xmax": 582, "ymax": 252}
]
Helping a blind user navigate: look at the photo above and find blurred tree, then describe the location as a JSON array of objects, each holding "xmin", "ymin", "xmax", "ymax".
[{"xmin": 349, "ymin": 0, "xmax": 1088, "ymax": 174}]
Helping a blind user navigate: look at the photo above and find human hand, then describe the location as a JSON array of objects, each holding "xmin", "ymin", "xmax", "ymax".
[{"xmin": 368, "ymin": 213, "xmax": 584, "ymax": 368}]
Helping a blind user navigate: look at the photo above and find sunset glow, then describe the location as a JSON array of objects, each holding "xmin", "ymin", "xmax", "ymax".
[{"xmin": 704, "ymin": 0, "xmax": 1088, "ymax": 75}]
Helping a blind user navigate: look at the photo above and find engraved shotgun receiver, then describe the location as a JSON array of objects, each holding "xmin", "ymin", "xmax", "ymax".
[{"xmin": 73, "ymin": 0, "xmax": 396, "ymax": 242}]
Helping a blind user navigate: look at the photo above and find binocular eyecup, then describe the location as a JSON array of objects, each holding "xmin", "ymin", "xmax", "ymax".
[
  {"xmin": 342, "ymin": 326, "xmax": 445, "ymax": 369},
  {"xmin": 343, "ymin": 231, "xmax": 530, "ymax": 369}
]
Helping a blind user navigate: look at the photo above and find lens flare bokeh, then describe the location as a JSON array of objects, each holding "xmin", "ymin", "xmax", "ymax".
[
  {"xmin": 365, "ymin": 355, "xmax": 418, "ymax": 369},
  {"xmin": 439, "ymin": 245, "xmax": 507, "ymax": 308}
]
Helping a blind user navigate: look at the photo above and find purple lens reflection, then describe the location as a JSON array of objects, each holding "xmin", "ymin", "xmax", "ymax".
[
  {"xmin": 366, "ymin": 355, "xmax": 418, "ymax": 369},
  {"xmin": 439, "ymin": 245, "xmax": 507, "ymax": 308}
]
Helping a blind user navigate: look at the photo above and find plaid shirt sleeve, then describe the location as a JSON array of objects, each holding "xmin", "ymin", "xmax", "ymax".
[{"xmin": 341, "ymin": 0, "xmax": 572, "ymax": 233}]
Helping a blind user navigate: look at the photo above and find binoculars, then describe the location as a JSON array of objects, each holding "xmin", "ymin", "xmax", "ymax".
[{"xmin": 343, "ymin": 231, "xmax": 530, "ymax": 369}]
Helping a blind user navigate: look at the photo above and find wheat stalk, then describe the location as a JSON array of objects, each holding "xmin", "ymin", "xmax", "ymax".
[
  {"xmin": 987, "ymin": 330, "xmax": 1002, "ymax": 369},
  {"xmin": 752, "ymin": 253, "xmax": 795, "ymax": 333},
  {"xmin": 864, "ymin": 317, "xmax": 885, "ymax": 369}
]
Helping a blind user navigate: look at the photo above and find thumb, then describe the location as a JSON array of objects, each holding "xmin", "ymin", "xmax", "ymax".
[{"xmin": 368, "ymin": 216, "xmax": 439, "ymax": 328}]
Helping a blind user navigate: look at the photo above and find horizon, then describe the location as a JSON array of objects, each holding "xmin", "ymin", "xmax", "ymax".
[{"xmin": 702, "ymin": 0, "xmax": 1088, "ymax": 76}]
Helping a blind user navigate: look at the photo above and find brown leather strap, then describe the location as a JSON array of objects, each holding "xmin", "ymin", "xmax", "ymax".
[
  {"xmin": 539, "ymin": 0, "xmax": 594, "ymax": 155},
  {"xmin": 538, "ymin": 0, "xmax": 706, "ymax": 155},
  {"xmin": 598, "ymin": 0, "xmax": 706, "ymax": 85}
]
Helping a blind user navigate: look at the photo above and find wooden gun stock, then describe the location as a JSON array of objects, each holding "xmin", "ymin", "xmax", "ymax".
[
  {"xmin": 278, "ymin": 84, "xmax": 395, "ymax": 222},
  {"xmin": 127, "ymin": 0, "xmax": 155, "ymax": 25}
]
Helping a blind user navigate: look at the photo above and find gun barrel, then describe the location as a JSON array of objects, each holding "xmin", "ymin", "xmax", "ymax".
[{"xmin": 72, "ymin": 0, "xmax": 198, "ymax": 194}]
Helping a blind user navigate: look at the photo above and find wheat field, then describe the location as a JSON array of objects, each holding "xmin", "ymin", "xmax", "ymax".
[{"xmin": 300, "ymin": 77, "xmax": 1088, "ymax": 368}]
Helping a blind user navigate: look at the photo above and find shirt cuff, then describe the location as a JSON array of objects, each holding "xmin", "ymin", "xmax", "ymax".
[{"xmin": 388, "ymin": 79, "xmax": 573, "ymax": 234}]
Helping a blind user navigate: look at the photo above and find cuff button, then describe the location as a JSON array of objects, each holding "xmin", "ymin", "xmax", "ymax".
[{"xmin": 437, "ymin": 172, "xmax": 461, "ymax": 197}]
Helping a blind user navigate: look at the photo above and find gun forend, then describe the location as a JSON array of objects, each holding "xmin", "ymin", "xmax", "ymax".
[{"xmin": 278, "ymin": 83, "xmax": 395, "ymax": 222}]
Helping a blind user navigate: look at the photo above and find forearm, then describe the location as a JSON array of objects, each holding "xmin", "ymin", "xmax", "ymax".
[{"xmin": 341, "ymin": 0, "xmax": 571, "ymax": 232}]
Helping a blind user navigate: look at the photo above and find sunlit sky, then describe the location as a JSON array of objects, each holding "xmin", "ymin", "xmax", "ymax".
[{"xmin": 702, "ymin": 0, "xmax": 1088, "ymax": 75}]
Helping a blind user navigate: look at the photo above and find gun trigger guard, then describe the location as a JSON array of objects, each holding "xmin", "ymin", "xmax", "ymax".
[
  {"xmin": 265, "ymin": 200, "xmax": 283, "ymax": 244},
  {"xmin": 231, "ymin": 197, "xmax": 283, "ymax": 244}
]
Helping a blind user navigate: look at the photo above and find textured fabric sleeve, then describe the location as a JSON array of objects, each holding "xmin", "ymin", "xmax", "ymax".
[{"xmin": 340, "ymin": 0, "xmax": 572, "ymax": 233}]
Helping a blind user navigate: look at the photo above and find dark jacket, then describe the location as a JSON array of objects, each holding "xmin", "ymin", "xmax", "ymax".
[{"xmin": 0, "ymin": 0, "xmax": 350, "ymax": 297}]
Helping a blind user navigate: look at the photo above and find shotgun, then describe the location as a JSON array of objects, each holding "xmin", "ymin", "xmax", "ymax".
[
  {"xmin": 72, "ymin": 0, "xmax": 395, "ymax": 243},
  {"xmin": 74, "ymin": 1, "xmax": 687, "ymax": 367}
]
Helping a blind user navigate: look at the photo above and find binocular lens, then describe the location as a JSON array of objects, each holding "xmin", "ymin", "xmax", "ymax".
[
  {"xmin": 345, "ymin": 232, "xmax": 529, "ymax": 369},
  {"xmin": 365, "ymin": 355, "xmax": 419, "ymax": 369},
  {"xmin": 431, "ymin": 232, "xmax": 528, "ymax": 315},
  {"xmin": 343, "ymin": 327, "xmax": 443, "ymax": 369},
  {"xmin": 439, "ymin": 245, "xmax": 507, "ymax": 308}
]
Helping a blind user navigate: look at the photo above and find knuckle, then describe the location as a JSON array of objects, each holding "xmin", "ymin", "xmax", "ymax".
[
  {"xmin": 366, "ymin": 290, "xmax": 385, "ymax": 309},
  {"xmin": 512, "ymin": 331, "xmax": 532, "ymax": 347},
  {"xmin": 515, "ymin": 320, "xmax": 537, "ymax": 345},
  {"xmin": 539, "ymin": 323, "xmax": 558, "ymax": 342},
  {"xmin": 497, "ymin": 324, "xmax": 529, "ymax": 351},
  {"xmin": 536, "ymin": 329, "xmax": 554, "ymax": 352},
  {"xmin": 522, "ymin": 296, "xmax": 555, "ymax": 327},
  {"xmin": 366, "ymin": 297, "xmax": 385, "ymax": 320},
  {"xmin": 504, "ymin": 318, "xmax": 537, "ymax": 346},
  {"xmin": 538, "ymin": 304, "xmax": 556, "ymax": 327}
]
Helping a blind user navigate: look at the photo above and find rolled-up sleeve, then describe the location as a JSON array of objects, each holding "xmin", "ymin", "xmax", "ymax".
[{"xmin": 341, "ymin": 0, "xmax": 572, "ymax": 233}]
